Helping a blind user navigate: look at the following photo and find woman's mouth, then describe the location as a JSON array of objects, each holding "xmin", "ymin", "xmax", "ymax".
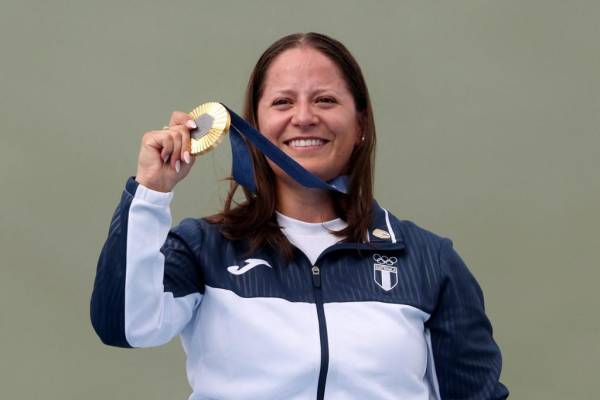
[{"xmin": 285, "ymin": 138, "xmax": 329, "ymax": 149}]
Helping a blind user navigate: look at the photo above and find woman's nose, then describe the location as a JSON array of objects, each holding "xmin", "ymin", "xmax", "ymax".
[{"xmin": 291, "ymin": 102, "xmax": 318, "ymax": 128}]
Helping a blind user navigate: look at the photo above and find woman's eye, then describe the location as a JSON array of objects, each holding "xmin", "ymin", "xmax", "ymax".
[
  {"xmin": 272, "ymin": 98, "xmax": 291, "ymax": 106},
  {"xmin": 317, "ymin": 97, "xmax": 337, "ymax": 104}
]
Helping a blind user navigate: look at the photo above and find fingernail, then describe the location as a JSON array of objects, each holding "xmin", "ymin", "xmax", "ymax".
[
  {"xmin": 162, "ymin": 153, "xmax": 170, "ymax": 163},
  {"xmin": 186, "ymin": 120, "xmax": 197, "ymax": 129},
  {"xmin": 175, "ymin": 160, "xmax": 181, "ymax": 173},
  {"xmin": 183, "ymin": 151, "xmax": 191, "ymax": 164}
]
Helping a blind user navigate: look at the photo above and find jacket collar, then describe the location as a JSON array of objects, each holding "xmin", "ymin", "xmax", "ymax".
[
  {"xmin": 326, "ymin": 201, "xmax": 405, "ymax": 254},
  {"xmin": 302, "ymin": 201, "xmax": 405, "ymax": 265},
  {"xmin": 364, "ymin": 200, "xmax": 405, "ymax": 250}
]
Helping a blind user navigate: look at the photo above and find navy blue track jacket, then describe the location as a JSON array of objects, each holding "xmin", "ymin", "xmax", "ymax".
[{"xmin": 91, "ymin": 177, "xmax": 509, "ymax": 399}]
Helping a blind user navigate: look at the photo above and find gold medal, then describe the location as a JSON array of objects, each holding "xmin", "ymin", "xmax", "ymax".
[{"xmin": 188, "ymin": 102, "xmax": 231, "ymax": 156}]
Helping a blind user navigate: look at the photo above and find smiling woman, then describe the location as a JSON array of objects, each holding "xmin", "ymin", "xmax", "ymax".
[
  {"xmin": 210, "ymin": 34, "xmax": 377, "ymax": 261},
  {"xmin": 91, "ymin": 32, "xmax": 509, "ymax": 400}
]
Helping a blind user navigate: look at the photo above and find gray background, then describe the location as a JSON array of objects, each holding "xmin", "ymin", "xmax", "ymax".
[{"xmin": 1, "ymin": 0, "xmax": 598, "ymax": 398}]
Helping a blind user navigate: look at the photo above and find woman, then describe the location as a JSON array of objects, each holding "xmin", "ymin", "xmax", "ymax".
[{"xmin": 91, "ymin": 32, "xmax": 509, "ymax": 399}]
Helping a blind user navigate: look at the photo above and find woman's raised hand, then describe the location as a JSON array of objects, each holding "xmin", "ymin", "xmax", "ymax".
[{"xmin": 135, "ymin": 111, "xmax": 197, "ymax": 192}]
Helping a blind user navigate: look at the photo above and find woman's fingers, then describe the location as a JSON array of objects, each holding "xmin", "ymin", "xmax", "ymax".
[
  {"xmin": 162, "ymin": 125, "xmax": 193, "ymax": 171},
  {"xmin": 142, "ymin": 130, "xmax": 173, "ymax": 159},
  {"xmin": 168, "ymin": 128, "xmax": 183, "ymax": 172},
  {"xmin": 165, "ymin": 111, "xmax": 196, "ymax": 169},
  {"xmin": 158, "ymin": 131, "xmax": 174, "ymax": 163},
  {"xmin": 169, "ymin": 111, "xmax": 197, "ymax": 128},
  {"xmin": 180, "ymin": 123, "xmax": 193, "ymax": 164}
]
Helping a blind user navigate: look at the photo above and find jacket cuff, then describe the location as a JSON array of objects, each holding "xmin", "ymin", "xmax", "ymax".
[{"xmin": 125, "ymin": 176, "xmax": 173, "ymax": 206}]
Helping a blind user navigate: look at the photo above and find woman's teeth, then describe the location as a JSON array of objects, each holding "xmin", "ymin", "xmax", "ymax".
[{"xmin": 288, "ymin": 139, "xmax": 326, "ymax": 148}]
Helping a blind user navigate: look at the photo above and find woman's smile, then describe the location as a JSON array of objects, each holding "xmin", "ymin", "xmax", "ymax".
[{"xmin": 285, "ymin": 137, "xmax": 330, "ymax": 151}]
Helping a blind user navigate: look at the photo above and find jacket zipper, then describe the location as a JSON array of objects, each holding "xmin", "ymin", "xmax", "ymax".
[
  {"xmin": 311, "ymin": 264, "xmax": 329, "ymax": 400},
  {"xmin": 299, "ymin": 241, "xmax": 405, "ymax": 400}
]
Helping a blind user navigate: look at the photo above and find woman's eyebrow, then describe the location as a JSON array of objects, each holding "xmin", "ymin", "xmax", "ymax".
[
  {"xmin": 267, "ymin": 87, "xmax": 341, "ymax": 97},
  {"xmin": 261, "ymin": 88, "xmax": 295, "ymax": 98},
  {"xmin": 313, "ymin": 88, "xmax": 340, "ymax": 96}
]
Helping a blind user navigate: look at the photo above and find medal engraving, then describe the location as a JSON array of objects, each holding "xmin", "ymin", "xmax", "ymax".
[{"xmin": 192, "ymin": 114, "xmax": 215, "ymax": 140}]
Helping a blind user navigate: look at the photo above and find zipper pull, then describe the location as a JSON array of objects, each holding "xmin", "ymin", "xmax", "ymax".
[{"xmin": 312, "ymin": 265, "xmax": 321, "ymax": 288}]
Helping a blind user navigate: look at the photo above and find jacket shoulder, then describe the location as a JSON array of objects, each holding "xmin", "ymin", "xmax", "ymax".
[
  {"xmin": 384, "ymin": 210, "xmax": 448, "ymax": 250},
  {"xmin": 171, "ymin": 217, "xmax": 223, "ymax": 237}
]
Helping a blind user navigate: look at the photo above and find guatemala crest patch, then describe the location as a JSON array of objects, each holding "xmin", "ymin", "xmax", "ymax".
[{"xmin": 373, "ymin": 254, "xmax": 398, "ymax": 291}]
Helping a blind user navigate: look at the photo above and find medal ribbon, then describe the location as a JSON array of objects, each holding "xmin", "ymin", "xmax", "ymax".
[{"xmin": 223, "ymin": 105, "xmax": 349, "ymax": 194}]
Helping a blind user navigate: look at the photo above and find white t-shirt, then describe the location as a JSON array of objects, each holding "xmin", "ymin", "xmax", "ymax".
[{"xmin": 276, "ymin": 211, "xmax": 348, "ymax": 265}]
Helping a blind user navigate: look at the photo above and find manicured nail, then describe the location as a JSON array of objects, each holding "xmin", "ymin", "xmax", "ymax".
[
  {"xmin": 186, "ymin": 120, "xmax": 197, "ymax": 129},
  {"xmin": 175, "ymin": 160, "xmax": 181, "ymax": 173},
  {"xmin": 183, "ymin": 151, "xmax": 191, "ymax": 164},
  {"xmin": 162, "ymin": 153, "xmax": 170, "ymax": 163}
]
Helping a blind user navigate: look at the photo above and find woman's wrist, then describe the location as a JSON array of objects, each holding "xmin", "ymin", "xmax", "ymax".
[{"xmin": 135, "ymin": 175, "xmax": 173, "ymax": 193}]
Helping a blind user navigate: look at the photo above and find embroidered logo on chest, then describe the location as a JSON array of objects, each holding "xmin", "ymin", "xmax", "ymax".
[{"xmin": 373, "ymin": 254, "xmax": 398, "ymax": 291}]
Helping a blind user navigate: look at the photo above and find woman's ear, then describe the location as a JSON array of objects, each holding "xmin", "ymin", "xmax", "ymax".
[{"xmin": 355, "ymin": 112, "xmax": 366, "ymax": 146}]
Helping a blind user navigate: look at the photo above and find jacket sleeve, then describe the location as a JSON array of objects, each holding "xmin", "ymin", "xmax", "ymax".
[
  {"xmin": 90, "ymin": 177, "xmax": 203, "ymax": 348},
  {"xmin": 426, "ymin": 238, "xmax": 509, "ymax": 399}
]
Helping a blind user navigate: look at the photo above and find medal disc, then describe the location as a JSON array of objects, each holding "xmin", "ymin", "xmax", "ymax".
[{"xmin": 188, "ymin": 102, "xmax": 231, "ymax": 155}]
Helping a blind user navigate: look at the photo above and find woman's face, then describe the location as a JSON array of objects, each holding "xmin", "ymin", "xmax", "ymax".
[{"xmin": 257, "ymin": 47, "xmax": 361, "ymax": 184}]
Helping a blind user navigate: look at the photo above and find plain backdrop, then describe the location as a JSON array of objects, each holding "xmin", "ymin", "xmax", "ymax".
[{"xmin": 1, "ymin": 1, "xmax": 599, "ymax": 399}]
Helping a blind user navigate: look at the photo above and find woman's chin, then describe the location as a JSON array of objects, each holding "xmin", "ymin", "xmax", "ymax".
[
  {"xmin": 268, "ymin": 159, "xmax": 340, "ymax": 186},
  {"xmin": 300, "ymin": 167, "xmax": 338, "ymax": 183}
]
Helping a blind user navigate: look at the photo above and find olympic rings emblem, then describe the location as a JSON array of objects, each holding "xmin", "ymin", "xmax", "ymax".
[{"xmin": 372, "ymin": 254, "xmax": 397, "ymax": 265}]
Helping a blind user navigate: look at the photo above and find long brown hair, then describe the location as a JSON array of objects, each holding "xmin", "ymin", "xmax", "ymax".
[{"xmin": 207, "ymin": 32, "xmax": 377, "ymax": 260}]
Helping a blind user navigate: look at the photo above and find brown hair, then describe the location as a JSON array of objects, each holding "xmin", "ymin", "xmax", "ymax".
[{"xmin": 207, "ymin": 32, "xmax": 377, "ymax": 260}]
